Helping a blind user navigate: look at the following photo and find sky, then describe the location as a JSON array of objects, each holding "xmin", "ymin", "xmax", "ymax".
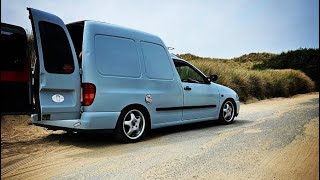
[{"xmin": 1, "ymin": 0, "xmax": 319, "ymax": 58}]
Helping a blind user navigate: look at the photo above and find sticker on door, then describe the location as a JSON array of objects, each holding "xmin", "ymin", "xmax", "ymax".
[{"xmin": 52, "ymin": 94, "xmax": 64, "ymax": 103}]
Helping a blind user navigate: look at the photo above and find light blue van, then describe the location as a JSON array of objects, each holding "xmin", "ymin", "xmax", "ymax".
[{"xmin": 24, "ymin": 8, "xmax": 240, "ymax": 142}]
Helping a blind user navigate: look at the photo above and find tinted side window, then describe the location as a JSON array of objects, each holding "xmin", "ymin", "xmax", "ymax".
[
  {"xmin": 141, "ymin": 42, "xmax": 173, "ymax": 80},
  {"xmin": 39, "ymin": 21, "xmax": 74, "ymax": 74},
  {"xmin": 175, "ymin": 63, "xmax": 205, "ymax": 83},
  {"xmin": 95, "ymin": 35, "xmax": 141, "ymax": 78}
]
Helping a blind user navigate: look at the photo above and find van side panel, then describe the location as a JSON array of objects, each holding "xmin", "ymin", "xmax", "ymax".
[
  {"xmin": 95, "ymin": 35, "xmax": 141, "ymax": 78},
  {"xmin": 81, "ymin": 21, "xmax": 183, "ymax": 129},
  {"xmin": 141, "ymin": 41, "xmax": 174, "ymax": 80},
  {"xmin": 139, "ymin": 41, "xmax": 183, "ymax": 127}
]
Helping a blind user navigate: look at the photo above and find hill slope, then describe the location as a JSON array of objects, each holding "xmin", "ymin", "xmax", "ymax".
[{"xmin": 176, "ymin": 48, "xmax": 317, "ymax": 102}]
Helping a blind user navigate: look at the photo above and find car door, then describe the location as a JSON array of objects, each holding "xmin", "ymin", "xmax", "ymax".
[
  {"xmin": 174, "ymin": 60, "xmax": 220, "ymax": 120},
  {"xmin": 29, "ymin": 8, "xmax": 81, "ymax": 121}
]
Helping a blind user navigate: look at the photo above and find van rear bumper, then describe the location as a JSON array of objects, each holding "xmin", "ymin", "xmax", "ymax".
[{"xmin": 31, "ymin": 111, "xmax": 120, "ymax": 130}]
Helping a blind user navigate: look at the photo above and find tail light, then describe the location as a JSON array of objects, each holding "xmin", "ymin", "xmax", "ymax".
[{"xmin": 82, "ymin": 83, "xmax": 96, "ymax": 106}]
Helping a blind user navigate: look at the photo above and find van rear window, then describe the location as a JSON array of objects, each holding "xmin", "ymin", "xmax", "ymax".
[{"xmin": 38, "ymin": 21, "xmax": 74, "ymax": 74}]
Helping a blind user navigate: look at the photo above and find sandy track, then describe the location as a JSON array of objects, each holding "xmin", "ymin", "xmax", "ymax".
[
  {"xmin": 1, "ymin": 93, "xmax": 319, "ymax": 179},
  {"xmin": 248, "ymin": 118, "xmax": 319, "ymax": 180}
]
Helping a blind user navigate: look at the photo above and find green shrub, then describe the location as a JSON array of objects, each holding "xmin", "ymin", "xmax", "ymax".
[{"xmin": 253, "ymin": 48, "xmax": 319, "ymax": 90}]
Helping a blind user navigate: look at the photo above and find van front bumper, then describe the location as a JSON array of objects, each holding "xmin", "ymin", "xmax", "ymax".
[
  {"xmin": 31, "ymin": 111, "xmax": 120, "ymax": 131},
  {"xmin": 235, "ymin": 100, "xmax": 240, "ymax": 117}
]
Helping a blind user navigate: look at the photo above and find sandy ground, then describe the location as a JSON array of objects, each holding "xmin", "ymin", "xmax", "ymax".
[{"xmin": 1, "ymin": 92, "xmax": 319, "ymax": 180}]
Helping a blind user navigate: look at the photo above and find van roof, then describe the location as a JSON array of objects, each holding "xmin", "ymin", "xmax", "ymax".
[{"xmin": 68, "ymin": 20, "xmax": 165, "ymax": 45}]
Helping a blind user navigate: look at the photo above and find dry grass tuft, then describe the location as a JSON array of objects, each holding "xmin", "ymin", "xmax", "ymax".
[{"xmin": 188, "ymin": 59, "xmax": 315, "ymax": 102}]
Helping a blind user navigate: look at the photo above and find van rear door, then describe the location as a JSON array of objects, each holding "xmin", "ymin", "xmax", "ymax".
[{"xmin": 28, "ymin": 8, "xmax": 81, "ymax": 121}]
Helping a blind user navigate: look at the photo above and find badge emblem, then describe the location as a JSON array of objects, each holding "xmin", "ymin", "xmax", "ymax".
[{"xmin": 52, "ymin": 94, "xmax": 64, "ymax": 103}]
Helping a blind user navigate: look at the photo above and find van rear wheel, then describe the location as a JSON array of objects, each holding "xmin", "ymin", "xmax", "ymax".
[{"xmin": 115, "ymin": 107, "xmax": 147, "ymax": 143}]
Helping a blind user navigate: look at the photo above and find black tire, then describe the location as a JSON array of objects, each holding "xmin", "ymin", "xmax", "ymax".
[
  {"xmin": 115, "ymin": 107, "xmax": 149, "ymax": 143},
  {"xmin": 218, "ymin": 100, "xmax": 236, "ymax": 125}
]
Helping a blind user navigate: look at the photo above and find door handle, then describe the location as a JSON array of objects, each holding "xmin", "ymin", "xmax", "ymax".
[{"xmin": 184, "ymin": 86, "xmax": 192, "ymax": 91}]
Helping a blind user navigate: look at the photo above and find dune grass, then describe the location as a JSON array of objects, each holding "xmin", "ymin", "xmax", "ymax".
[{"xmin": 186, "ymin": 59, "xmax": 315, "ymax": 102}]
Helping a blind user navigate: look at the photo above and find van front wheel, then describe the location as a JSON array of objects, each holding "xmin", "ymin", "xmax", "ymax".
[
  {"xmin": 115, "ymin": 108, "xmax": 147, "ymax": 143},
  {"xmin": 219, "ymin": 100, "xmax": 235, "ymax": 124}
]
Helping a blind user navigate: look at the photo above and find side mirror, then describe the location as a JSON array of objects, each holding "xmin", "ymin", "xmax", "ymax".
[{"xmin": 209, "ymin": 75, "xmax": 218, "ymax": 82}]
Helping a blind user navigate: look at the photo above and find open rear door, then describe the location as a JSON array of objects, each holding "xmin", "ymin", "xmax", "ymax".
[{"xmin": 28, "ymin": 8, "xmax": 81, "ymax": 121}]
